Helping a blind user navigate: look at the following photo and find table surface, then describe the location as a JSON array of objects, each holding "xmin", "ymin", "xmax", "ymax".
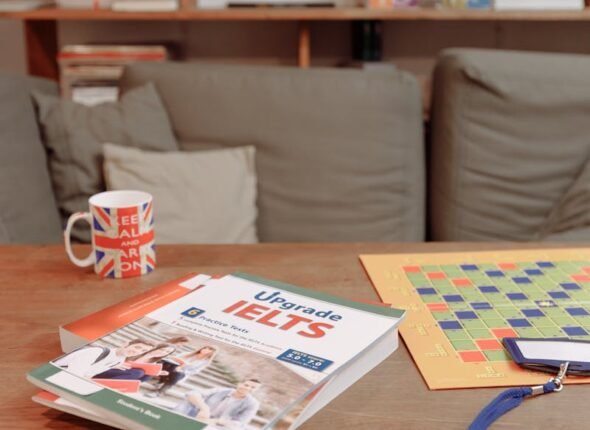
[{"xmin": 2, "ymin": 243, "xmax": 588, "ymax": 430}]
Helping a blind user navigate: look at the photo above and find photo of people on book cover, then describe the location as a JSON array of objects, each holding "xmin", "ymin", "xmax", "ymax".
[{"xmin": 52, "ymin": 317, "xmax": 314, "ymax": 430}]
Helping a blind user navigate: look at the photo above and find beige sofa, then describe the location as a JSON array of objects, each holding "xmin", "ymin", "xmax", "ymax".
[
  {"xmin": 2, "ymin": 48, "xmax": 589, "ymax": 244},
  {"xmin": 430, "ymin": 49, "xmax": 590, "ymax": 241},
  {"xmin": 1, "ymin": 63, "xmax": 425, "ymax": 244}
]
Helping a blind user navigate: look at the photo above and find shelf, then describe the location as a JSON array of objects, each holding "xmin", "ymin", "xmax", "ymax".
[
  {"xmin": 3, "ymin": 7, "xmax": 590, "ymax": 21},
  {"xmin": 6, "ymin": 5, "xmax": 590, "ymax": 82}
]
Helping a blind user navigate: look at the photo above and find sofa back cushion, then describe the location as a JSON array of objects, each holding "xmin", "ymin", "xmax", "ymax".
[
  {"xmin": 430, "ymin": 49, "xmax": 590, "ymax": 241},
  {"xmin": 0, "ymin": 74, "xmax": 62, "ymax": 244},
  {"xmin": 120, "ymin": 63, "xmax": 425, "ymax": 242}
]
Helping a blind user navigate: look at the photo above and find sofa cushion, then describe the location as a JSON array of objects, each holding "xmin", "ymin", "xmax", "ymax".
[
  {"xmin": 120, "ymin": 63, "xmax": 425, "ymax": 242},
  {"xmin": 430, "ymin": 48, "xmax": 590, "ymax": 241},
  {"xmin": 103, "ymin": 143, "xmax": 258, "ymax": 244},
  {"xmin": 0, "ymin": 74, "xmax": 62, "ymax": 244},
  {"xmin": 540, "ymin": 159, "xmax": 590, "ymax": 239},
  {"xmin": 34, "ymin": 82, "xmax": 178, "ymax": 242}
]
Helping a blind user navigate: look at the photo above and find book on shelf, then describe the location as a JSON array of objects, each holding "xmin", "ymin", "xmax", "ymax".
[
  {"xmin": 198, "ymin": 0, "xmax": 335, "ymax": 8},
  {"xmin": 29, "ymin": 272, "xmax": 404, "ymax": 430},
  {"xmin": 70, "ymin": 81, "xmax": 120, "ymax": 106},
  {"xmin": 494, "ymin": 0, "xmax": 584, "ymax": 10},
  {"xmin": 441, "ymin": 0, "xmax": 490, "ymax": 8},
  {"xmin": 59, "ymin": 45, "xmax": 168, "ymax": 63},
  {"xmin": 56, "ymin": 0, "xmax": 108, "ymax": 8},
  {"xmin": 110, "ymin": 0, "xmax": 178, "ymax": 10},
  {"xmin": 58, "ymin": 44, "xmax": 167, "ymax": 105},
  {"xmin": 0, "ymin": 0, "xmax": 54, "ymax": 11}
]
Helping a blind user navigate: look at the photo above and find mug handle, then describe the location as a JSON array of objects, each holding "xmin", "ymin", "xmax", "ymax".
[{"xmin": 64, "ymin": 212, "xmax": 95, "ymax": 268}]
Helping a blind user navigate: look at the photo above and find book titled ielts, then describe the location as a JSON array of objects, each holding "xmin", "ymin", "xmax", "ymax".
[{"xmin": 29, "ymin": 273, "xmax": 404, "ymax": 430}]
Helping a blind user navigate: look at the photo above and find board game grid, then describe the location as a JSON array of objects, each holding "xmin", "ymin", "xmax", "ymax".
[{"xmin": 404, "ymin": 260, "xmax": 590, "ymax": 363}]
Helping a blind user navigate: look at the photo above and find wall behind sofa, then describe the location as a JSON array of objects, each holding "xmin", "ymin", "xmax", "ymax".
[{"xmin": 0, "ymin": 21, "xmax": 26, "ymax": 73}]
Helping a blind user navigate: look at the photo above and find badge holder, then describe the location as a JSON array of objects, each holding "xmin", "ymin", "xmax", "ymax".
[{"xmin": 468, "ymin": 337, "xmax": 590, "ymax": 430}]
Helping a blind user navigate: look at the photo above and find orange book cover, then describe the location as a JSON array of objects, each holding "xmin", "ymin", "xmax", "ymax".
[{"xmin": 60, "ymin": 273, "xmax": 213, "ymax": 353}]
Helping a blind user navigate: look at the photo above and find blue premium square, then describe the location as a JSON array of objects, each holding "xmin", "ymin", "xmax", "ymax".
[
  {"xmin": 563, "ymin": 327, "xmax": 588, "ymax": 336},
  {"xmin": 439, "ymin": 321, "xmax": 462, "ymax": 330},
  {"xmin": 181, "ymin": 307, "xmax": 205, "ymax": 318},
  {"xmin": 461, "ymin": 264, "xmax": 479, "ymax": 271},
  {"xmin": 566, "ymin": 307, "xmax": 590, "ymax": 316},
  {"xmin": 507, "ymin": 319, "xmax": 532, "ymax": 328},
  {"xmin": 537, "ymin": 261, "xmax": 555, "ymax": 268},
  {"xmin": 417, "ymin": 287, "xmax": 437, "ymax": 295},
  {"xmin": 486, "ymin": 271, "xmax": 505, "ymax": 278},
  {"xmin": 548, "ymin": 291, "xmax": 570, "ymax": 300},
  {"xmin": 507, "ymin": 293, "xmax": 528, "ymax": 301},
  {"xmin": 524, "ymin": 269, "xmax": 543, "ymax": 276},
  {"xmin": 479, "ymin": 286, "xmax": 500, "ymax": 293},
  {"xmin": 443, "ymin": 295, "xmax": 464, "ymax": 303},
  {"xmin": 512, "ymin": 277, "xmax": 532, "ymax": 284},
  {"xmin": 471, "ymin": 302, "xmax": 492, "ymax": 310},
  {"xmin": 455, "ymin": 311, "xmax": 478, "ymax": 320},
  {"xmin": 521, "ymin": 309, "xmax": 544, "ymax": 318},
  {"xmin": 561, "ymin": 283, "xmax": 582, "ymax": 290}
]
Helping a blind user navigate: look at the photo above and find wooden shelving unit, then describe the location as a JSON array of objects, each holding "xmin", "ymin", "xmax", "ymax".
[
  {"xmin": 4, "ymin": 7, "xmax": 590, "ymax": 20},
  {"xmin": 2, "ymin": 6, "xmax": 590, "ymax": 79}
]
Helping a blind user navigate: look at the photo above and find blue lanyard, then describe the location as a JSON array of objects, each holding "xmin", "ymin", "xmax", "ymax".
[{"xmin": 468, "ymin": 362, "xmax": 568, "ymax": 430}]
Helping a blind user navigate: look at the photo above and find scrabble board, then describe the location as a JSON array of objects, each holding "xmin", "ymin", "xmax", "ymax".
[{"xmin": 360, "ymin": 249, "xmax": 590, "ymax": 389}]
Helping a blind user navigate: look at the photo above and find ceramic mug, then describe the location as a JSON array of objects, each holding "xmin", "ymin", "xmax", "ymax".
[{"xmin": 64, "ymin": 190, "xmax": 156, "ymax": 278}]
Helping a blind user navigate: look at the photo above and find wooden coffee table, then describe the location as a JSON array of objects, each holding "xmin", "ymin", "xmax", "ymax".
[{"xmin": 1, "ymin": 243, "xmax": 587, "ymax": 429}]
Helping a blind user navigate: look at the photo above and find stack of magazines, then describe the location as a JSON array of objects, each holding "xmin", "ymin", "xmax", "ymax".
[
  {"xmin": 28, "ymin": 272, "xmax": 405, "ymax": 430},
  {"xmin": 59, "ymin": 45, "xmax": 167, "ymax": 106}
]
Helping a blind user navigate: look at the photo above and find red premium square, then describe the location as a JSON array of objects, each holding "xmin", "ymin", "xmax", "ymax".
[
  {"xmin": 427, "ymin": 272, "xmax": 446, "ymax": 280},
  {"xmin": 491, "ymin": 328, "xmax": 518, "ymax": 339},
  {"xmin": 498, "ymin": 263, "xmax": 517, "ymax": 270},
  {"xmin": 403, "ymin": 265, "xmax": 421, "ymax": 273},
  {"xmin": 428, "ymin": 303, "xmax": 449, "ymax": 312},
  {"xmin": 452, "ymin": 278, "xmax": 473, "ymax": 287},
  {"xmin": 572, "ymin": 274, "xmax": 590, "ymax": 282},
  {"xmin": 459, "ymin": 351, "xmax": 486, "ymax": 363},
  {"xmin": 476, "ymin": 339, "xmax": 503, "ymax": 350}
]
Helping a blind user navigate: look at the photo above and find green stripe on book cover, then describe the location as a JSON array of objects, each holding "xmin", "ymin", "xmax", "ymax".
[
  {"xmin": 29, "ymin": 364, "xmax": 206, "ymax": 430},
  {"xmin": 233, "ymin": 272, "xmax": 405, "ymax": 319}
]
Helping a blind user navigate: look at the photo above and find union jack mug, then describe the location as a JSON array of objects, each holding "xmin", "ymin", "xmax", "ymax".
[{"xmin": 64, "ymin": 190, "xmax": 156, "ymax": 278}]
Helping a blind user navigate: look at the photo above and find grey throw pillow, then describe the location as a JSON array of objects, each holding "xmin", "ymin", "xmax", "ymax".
[
  {"xmin": 0, "ymin": 74, "xmax": 62, "ymax": 244},
  {"xmin": 34, "ymin": 82, "xmax": 178, "ymax": 242}
]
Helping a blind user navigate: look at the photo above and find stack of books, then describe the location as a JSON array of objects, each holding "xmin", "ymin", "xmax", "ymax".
[
  {"xmin": 58, "ymin": 45, "xmax": 167, "ymax": 106},
  {"xmin": 494, "ymin": 0, "xmax": 584, "ymax": 10},
  {"xmin": 442, "ymin": 0, "xmax": 491, "ymax": 8},
  {"xmin": 0, "ymin": 0, "xmax": 54, "ymax": 11},
  {"xmin": 54, "ymin": 0, "xmax": 178, "ymax": 8},
  {"xmin": 27, "ymin": 272, "xmax": 405, "ymax": 430},
  {"xmin": 197, "ymin": 0, "xmax": 335, "ymax": 9},
  {"xmin": 366, "ymin": 0, "xmax": 585, "ymax": 9},
  {"xmin": 56, "ymin": 0, "xmax": 103, "ymax": 8},
  {"xmin": 111, "ymin": 0, "xmax": 178, "ymax": 10}
]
